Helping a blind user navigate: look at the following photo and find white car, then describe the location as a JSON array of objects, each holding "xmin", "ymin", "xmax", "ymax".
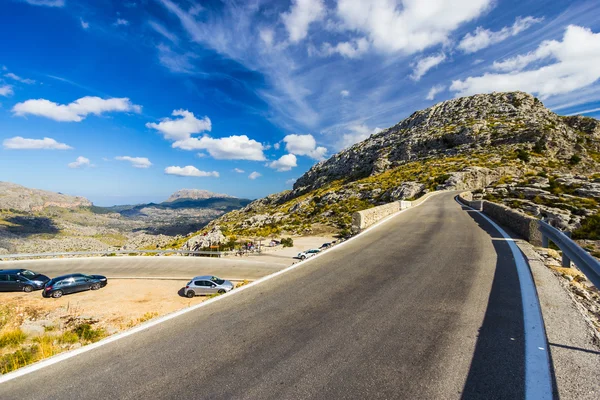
[{"xmin": 297, "ymin": 249, "xmax": 320, "ymax": 260}]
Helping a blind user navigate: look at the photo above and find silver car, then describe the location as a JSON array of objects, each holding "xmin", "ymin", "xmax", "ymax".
[{"xmin": 184, "ymin": 275, "xmax": 234, "ymax": 298}]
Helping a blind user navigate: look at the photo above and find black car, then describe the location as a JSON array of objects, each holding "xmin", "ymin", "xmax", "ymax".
[
  {"xmin": 0, "ymin": 269, "xmax": 50, "ymax": 292},
  {"xmin": 43, "ymin": 273, "xmax": 108, "ymax": 298}
]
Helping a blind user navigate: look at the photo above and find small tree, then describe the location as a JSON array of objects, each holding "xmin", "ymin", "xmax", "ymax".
[{"xmin": 281, "ymin": 237, "xmax": 294, "ymax": 247}]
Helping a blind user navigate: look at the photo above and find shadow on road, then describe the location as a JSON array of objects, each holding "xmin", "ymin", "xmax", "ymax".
[
  {"xmin": 177, "ymin": 287, "xmax": 186, "ymax": 297},
  {"xmin": 460, "ymin": 207, "xmax": 528, "ymax": 400}
]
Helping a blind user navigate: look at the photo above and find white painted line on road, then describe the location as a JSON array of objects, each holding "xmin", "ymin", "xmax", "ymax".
[
  {"xmin": 456, "ymin": 197, "xmax": 553, "ymax": 400},
  {"xmin": 0, "ymin": 192, "xmax": 441, "ymax": 384}
]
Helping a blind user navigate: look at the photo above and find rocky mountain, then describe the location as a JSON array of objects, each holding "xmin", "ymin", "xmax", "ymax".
[
  {"xmin": 0, "ymin": 182, "xmax": 92, "ymax": 212},
  {"xmin": 166, "ymin": 189, "xmax": 234, "ymax": 202},
  {"xmin": 181, "ymin": 91, "xmax": 600, "ymax": 248},
  {"xmin": 0, "ymin": 185, "xmax": 250, "ymax": 255}
]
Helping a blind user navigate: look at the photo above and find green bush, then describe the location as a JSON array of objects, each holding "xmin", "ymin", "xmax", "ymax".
[
  {"xmin": 516, "ymin": 149, "xmax": 530, "ymax": 162},
  {"xmin": 57, "ymin": 331, "xmax": 79, "ymax": 344},
  {"xmin": 572, "ymin": 214, "xmax": 600, "ymax": 240},
  {"xmin": 281, "ymin": 237, "xmax": 294, "ymax": 247},
  {"xmin": 569, "ymin": 154, "xmax": 582, "ymax": 165},
  {"xmin": 0, "ymin": 329, "xmax": 27, "ymax": 348},
  {"xmin": 73, "ymin": 323, "xmax": 105, "ymax": 343}
]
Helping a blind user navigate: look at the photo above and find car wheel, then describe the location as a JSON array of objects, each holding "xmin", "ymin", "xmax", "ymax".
[
  {"xmin": 218, "ymin": 289, "xmax": 226, "ymax": 294},
  {"xmin": 52, "ymin": 290, "xmax": 63, "ymax": 298},
  {"xmin": 90, "ymin": 283, "xmax": 101, "ymax": 290},
  {"xmin": 23, "ymin": 285, "xmax": 34, "ymax": 293},
  {"xmin": 301, "ymin": 255, "xmax": 306, "ymax": 260},
  {"xmin": 186, "ymin": 290, "xmax": 195, "ymax": 298}
]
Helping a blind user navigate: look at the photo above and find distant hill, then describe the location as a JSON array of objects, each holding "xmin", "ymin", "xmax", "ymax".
[
  {"xmin": 166, "ymin": 189, "xmax": 234, "ymax": 202},
  {"xmin": 0, "ymin": 182, "xmax": 92, "ymax": 212}
]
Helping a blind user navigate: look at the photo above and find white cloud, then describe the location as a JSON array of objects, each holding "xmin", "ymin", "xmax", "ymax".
[
  {"xmin": 23, "ymin": 0, "xmax": 64, "ymax": 6},
  {"xmin": 259, "ymin": 28, "xmax": 274, "ymax": 48},
  {"xmin": 339, "ymin": 124, "xmax": 383, "ymax": 149},
  {"xmin": 115, "ymin": 156, "xmax": 152, "ymax": 168},
  {"xmin": 248, "ymin": 171, "xmax": 261, "ymax": 180},
  {"xmin": 3, "ymin": 136, "xmax": 72, "ymax": 150},
  {"xmin": 0, "ymin": 85, "xmax": 13, "ymax": 97},
  {"xmin": 156, "ymin": 44, "xmax": 196, "ymax": 74},
  {"xmin": 273, "ymin": 142, "xmax": 281, "ymax": 150},
  {"xmin": 286, "ymin": 178, "xmax": 296, "ymax": 185},
  {"xmin": 458, "ymin": 16, "xmax": 543, "ymax": 54},
  {"xmin": 336, "ymin": 0, "xmax": 492, "ymax": 54},
  {"xmin": 146, "ymin": 109, "xmax": 210, "ymax": 141},
  {"xmin": 283, "ymin": 134, "xmax": 327, "ymax": 160},
  {"xmin": 268, "ymin": 154, "xmax": 297, "ymax": 171},
  {"xmin": 80, "ymin": 18, "xmax": 90, "ymax": 29},
  {"xmin": 426, "ymin": 85, "xmax": 446, "ymax": 100},
  {"xmin": 340, "ymin": 90, "xmax": 350, "ymax": 97},
  {"xmin": 164, "ymin": 166, "xmax": 219, "ymax": 177},
  {"xmin": 149, "ymin": 20, "xmax": 178, "ymax": 43},
  {"xmin": 173, "ymin": 135, "xmax": 266, "ymax": 160},
  {"xmin": 4, "ymin": 73, "xmax": 35, "ymax": 84},
  {"xmin": 12, "ymin": 96, "xmax": 142, "ymax": 122},
  {"xmin": 411, "ymin": 53, "xmax": 446, "ymax": 81},
  {"xmin": 115, "ymin": 19, "xmax": 129, "ymax": 26},
  {"xmin": 322, "ymin": 37, "xmax": 369, "ymax": 58},
  {"xmin": 282, "ymin": 0, "xmax": 325, "ymax": 43},
  {"xmin": 68, "ymin": 156, "xmax": 91, "ymax": 169},
  {"xmin": 450, "ymin": 25, "xmax": 600, "ymax": 99},
  {"xmin": 234, "ymin": 168, "xmax": 245, "ymax": 173}
]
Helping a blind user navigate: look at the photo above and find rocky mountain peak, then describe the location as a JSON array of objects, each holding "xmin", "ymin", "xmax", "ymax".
[
  {"xmin": 0, "ymin": 181, "xmax": 92, "ymax": 212},
  {"xmin": 165, "ymin": 189, "xmax": 234, "ymax": 202},
  {"xmin": 292, "ymin": 91, "xmax": 599, "ymax": 197}
]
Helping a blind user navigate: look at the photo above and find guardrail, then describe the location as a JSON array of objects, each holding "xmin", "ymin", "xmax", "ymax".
[
  {"xmin": 0, "ymin": 249, "xmax": 233, "ymax": 260},
  {"xmin": 538, "ymin": 221, "xmax": 600, "ymax": 288}
]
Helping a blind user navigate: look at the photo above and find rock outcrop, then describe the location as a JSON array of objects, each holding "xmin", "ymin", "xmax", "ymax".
[
  {"xmin": 0, "ymin": 182, "xmax": 92, "ymax": 212},
  {"xmin": 166, "ymin": 189, "xmax": 233, "ymax": 202},
  {"xmin": 182, "ymin": 226, "xmax": 226, "ymax": 251}
]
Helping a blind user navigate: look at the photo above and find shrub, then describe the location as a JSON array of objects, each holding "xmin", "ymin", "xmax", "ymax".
[
  {"xmin": 569, "ymin": 154, "xmax": 582, "ymax": 165},
  {"xmin": 73, "ymin": 323, "xmax": 105, "ymax": 343},
  {"xmin": 533, "ymin": 140, "xmax": 546, "ymax": 154},
  {"xmin": 0, "ymin": 329, "xmax": 27, "ymax": 348},
  {"xmin": 57, "ymin": 331, "xmax": 79, "ymax": 344},
  {"xmin": 516, "ymin": 149, "xmax": 530, "ymax": 162},
  {"xmin": 281, "ymin": 237, "xmax": 294, "ymax": 247},
  {"xmin": 572, "ymin": 214, "xmax": 600, "ymax": 240}
]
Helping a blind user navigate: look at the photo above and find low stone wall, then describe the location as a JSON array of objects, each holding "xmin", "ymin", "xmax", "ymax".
[
  {"xmin": 458, "ymin": 191, "xmax": 542, "ymax": 246},
  {"xmin": 351, "ymin": 192, "xmax": 440, "ymax": 233}
]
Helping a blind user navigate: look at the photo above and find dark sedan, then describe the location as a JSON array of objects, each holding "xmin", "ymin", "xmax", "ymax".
[
  {"xmin": 43, "ymin": 273, "xmax": 108, "ymax": 298},
  {"xmin": 0, "ymin": 269, "xmax": 50, "ymax": 292}
]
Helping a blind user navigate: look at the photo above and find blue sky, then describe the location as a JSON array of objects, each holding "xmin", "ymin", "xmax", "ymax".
[{"xmin": 1, "ymin": 0, "xmax": 600, "ymax": 206}]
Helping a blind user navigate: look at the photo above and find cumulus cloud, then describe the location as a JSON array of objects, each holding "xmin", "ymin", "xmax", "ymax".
[
  {"xmin": 234, "ymin": 168, "xmax": 245, "ymax": 173},
  {"xmin": 115, "ymin": 156, "xmax": 152, "ymax": 168},
  {"xmin": 68, "ymin": 156, "xmax": 91, "ymax": 169},
  {"xmin": 458, "ymin": 16, "xmax": 543, "ymax": 54},
  {"xmin": 115, "ymin": 19, "xmax": 129, "ymax": 26},
  {"xmin": 4, "ymin": 73, "xmax": 35, "ymax": 84},
  {"xmin": 426, "ymin": 85, "xmax": 446, "ymax": 100},
  {"xmin": 3, "ymin": 136, "xmax": 72, "ymax": 150},
  {"xmin": 340, "ymin": 90, "xmax": 350, "ymax": 97},
  {"xmin": 80, "ymin": 19, "xmax": 90, "ymax": 29},
  {"xmin": 286, "ymin": 178, "xmax": 297, "ymax": 185},
  {"xmin": 0, "ymin": 85, "xmax": 13, "ymax": 97},
  {"xmin": 164, "ymin": 166, "xmax": 219, "ymax": 177},
  {"xmin": 282, "ymin": 0, "xmax": 325, "ymax": 43},
  {"xmin": 23, "ymin": 0, "xmax": 64, "ymax": 6},
  {"xmin": 268, "ymin": 154, "xmax": 297, "ymax": 171},
  {"xmin": 322, "ymin": 37, "xmax": 369, "ymax": 58},
  {"xmin": 146, "ymin": 109, "xmax": 211, "ymax": 141},
  {"xmin": 336, "ymin": 0, "xmax": 491, "ymax": 54},
  {"xmin": 173, "ymin": 135, "xmax": 266, "ymax": 160},
  {"xmin": 283, "ymin": 134, "xmax": 327, "ymax": 160},
  {"xmin": 450, "ymin": 25, "xmax": 600, "ymax": 99},
  {"xmin": 411, "ymin": 53, "xmax": 446, "ymax": 81},
  {"xmin": 12, "ymin": 96, "xmax": 142, "ymax": 122},
  {"xmin": 339, "ymin": 124, "xmax": 383, "ymax": 149},
  {"xmin": 248, "ymin": 171, "xmax": 261, "ymax": 180}
]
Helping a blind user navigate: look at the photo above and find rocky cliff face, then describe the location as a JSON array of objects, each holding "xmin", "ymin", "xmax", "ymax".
[
  {"xmin": 166, "ymin": 189, "xmax": 233, "ymax": 202},
  {"xmin": 0, "ymin": 182, "xmax": 92, "ymax": 212},
  {"xmin": 293, "ymin": 92, "xmax": 599, "ymax": 196}
]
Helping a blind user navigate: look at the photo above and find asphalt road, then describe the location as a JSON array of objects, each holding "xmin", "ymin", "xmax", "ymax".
[
  {"xmin": 0, "ymin": 192, "xmax": 530, "ymax": 399},
  {"xmin": 0, "ymin": 255, "xmax": 289, "ymax": 280}
]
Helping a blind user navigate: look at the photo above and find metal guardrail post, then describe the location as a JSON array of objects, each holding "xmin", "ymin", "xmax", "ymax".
[
  {"xmin": 562, "ymin": 231, "xmax": 571, "ymax": 268},
  {"xmin": 542, "ymin": 235, "xmax": 549, "ymax": 248}
]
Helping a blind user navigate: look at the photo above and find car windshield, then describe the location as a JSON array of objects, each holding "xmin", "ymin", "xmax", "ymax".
[
  {"xmin": 20, "ymin": 270, "xmax": 37, "ymax": 277},
  {"xmin": 210, "ymin": 276, "xmax": 225, "ymax": 285}
]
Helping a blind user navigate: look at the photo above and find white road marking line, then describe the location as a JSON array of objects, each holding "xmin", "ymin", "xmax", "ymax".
[
  {"xmin": 456, "ymin": 197, "xmax": 553, "ymax": 400},
  {"xmin": 0, "ymin": 193, "xmax": 440, "ymax": 384}
]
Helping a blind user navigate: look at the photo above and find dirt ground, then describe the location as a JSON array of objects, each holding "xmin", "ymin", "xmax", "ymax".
[{"xmin": 0, "ymin": 279, "xmax": 230, "ymax": 336}]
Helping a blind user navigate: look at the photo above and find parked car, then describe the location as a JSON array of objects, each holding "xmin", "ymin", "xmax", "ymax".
[
  {"xmin": 0, "ymin": 269, "xmax": 50, "ymax": 292},
  {"xmin": 297, "ymin": 249, "xmax": 320, "ymax": 260},
  {"xmin": 319, "ymin": 242, "xmax": 332, "ymax": 249},
  {"xmin": 43, "ymin": 273, "xmax": 107, "ymax": 298},
  {"xmin": 184, "ymin": 275, "xmax": 234, "ymax": 298}
]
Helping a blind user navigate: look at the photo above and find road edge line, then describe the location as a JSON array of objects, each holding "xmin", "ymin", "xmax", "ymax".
[
  {"xmin": 0, "ymin": 192, "xmax": 441, "ymax": 384},
  {"xmin": 456, "ymin": 196, "xmax": 553, "ymax": 400}
]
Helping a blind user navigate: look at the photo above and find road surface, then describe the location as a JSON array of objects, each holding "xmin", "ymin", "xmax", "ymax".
[
  {"xmin": 0, "ymin": 192, "xmax": 535, "ymax": 399},
  {"xmin": 0, "ymin": 255, "xmax": 289, "ymax": 280}
]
